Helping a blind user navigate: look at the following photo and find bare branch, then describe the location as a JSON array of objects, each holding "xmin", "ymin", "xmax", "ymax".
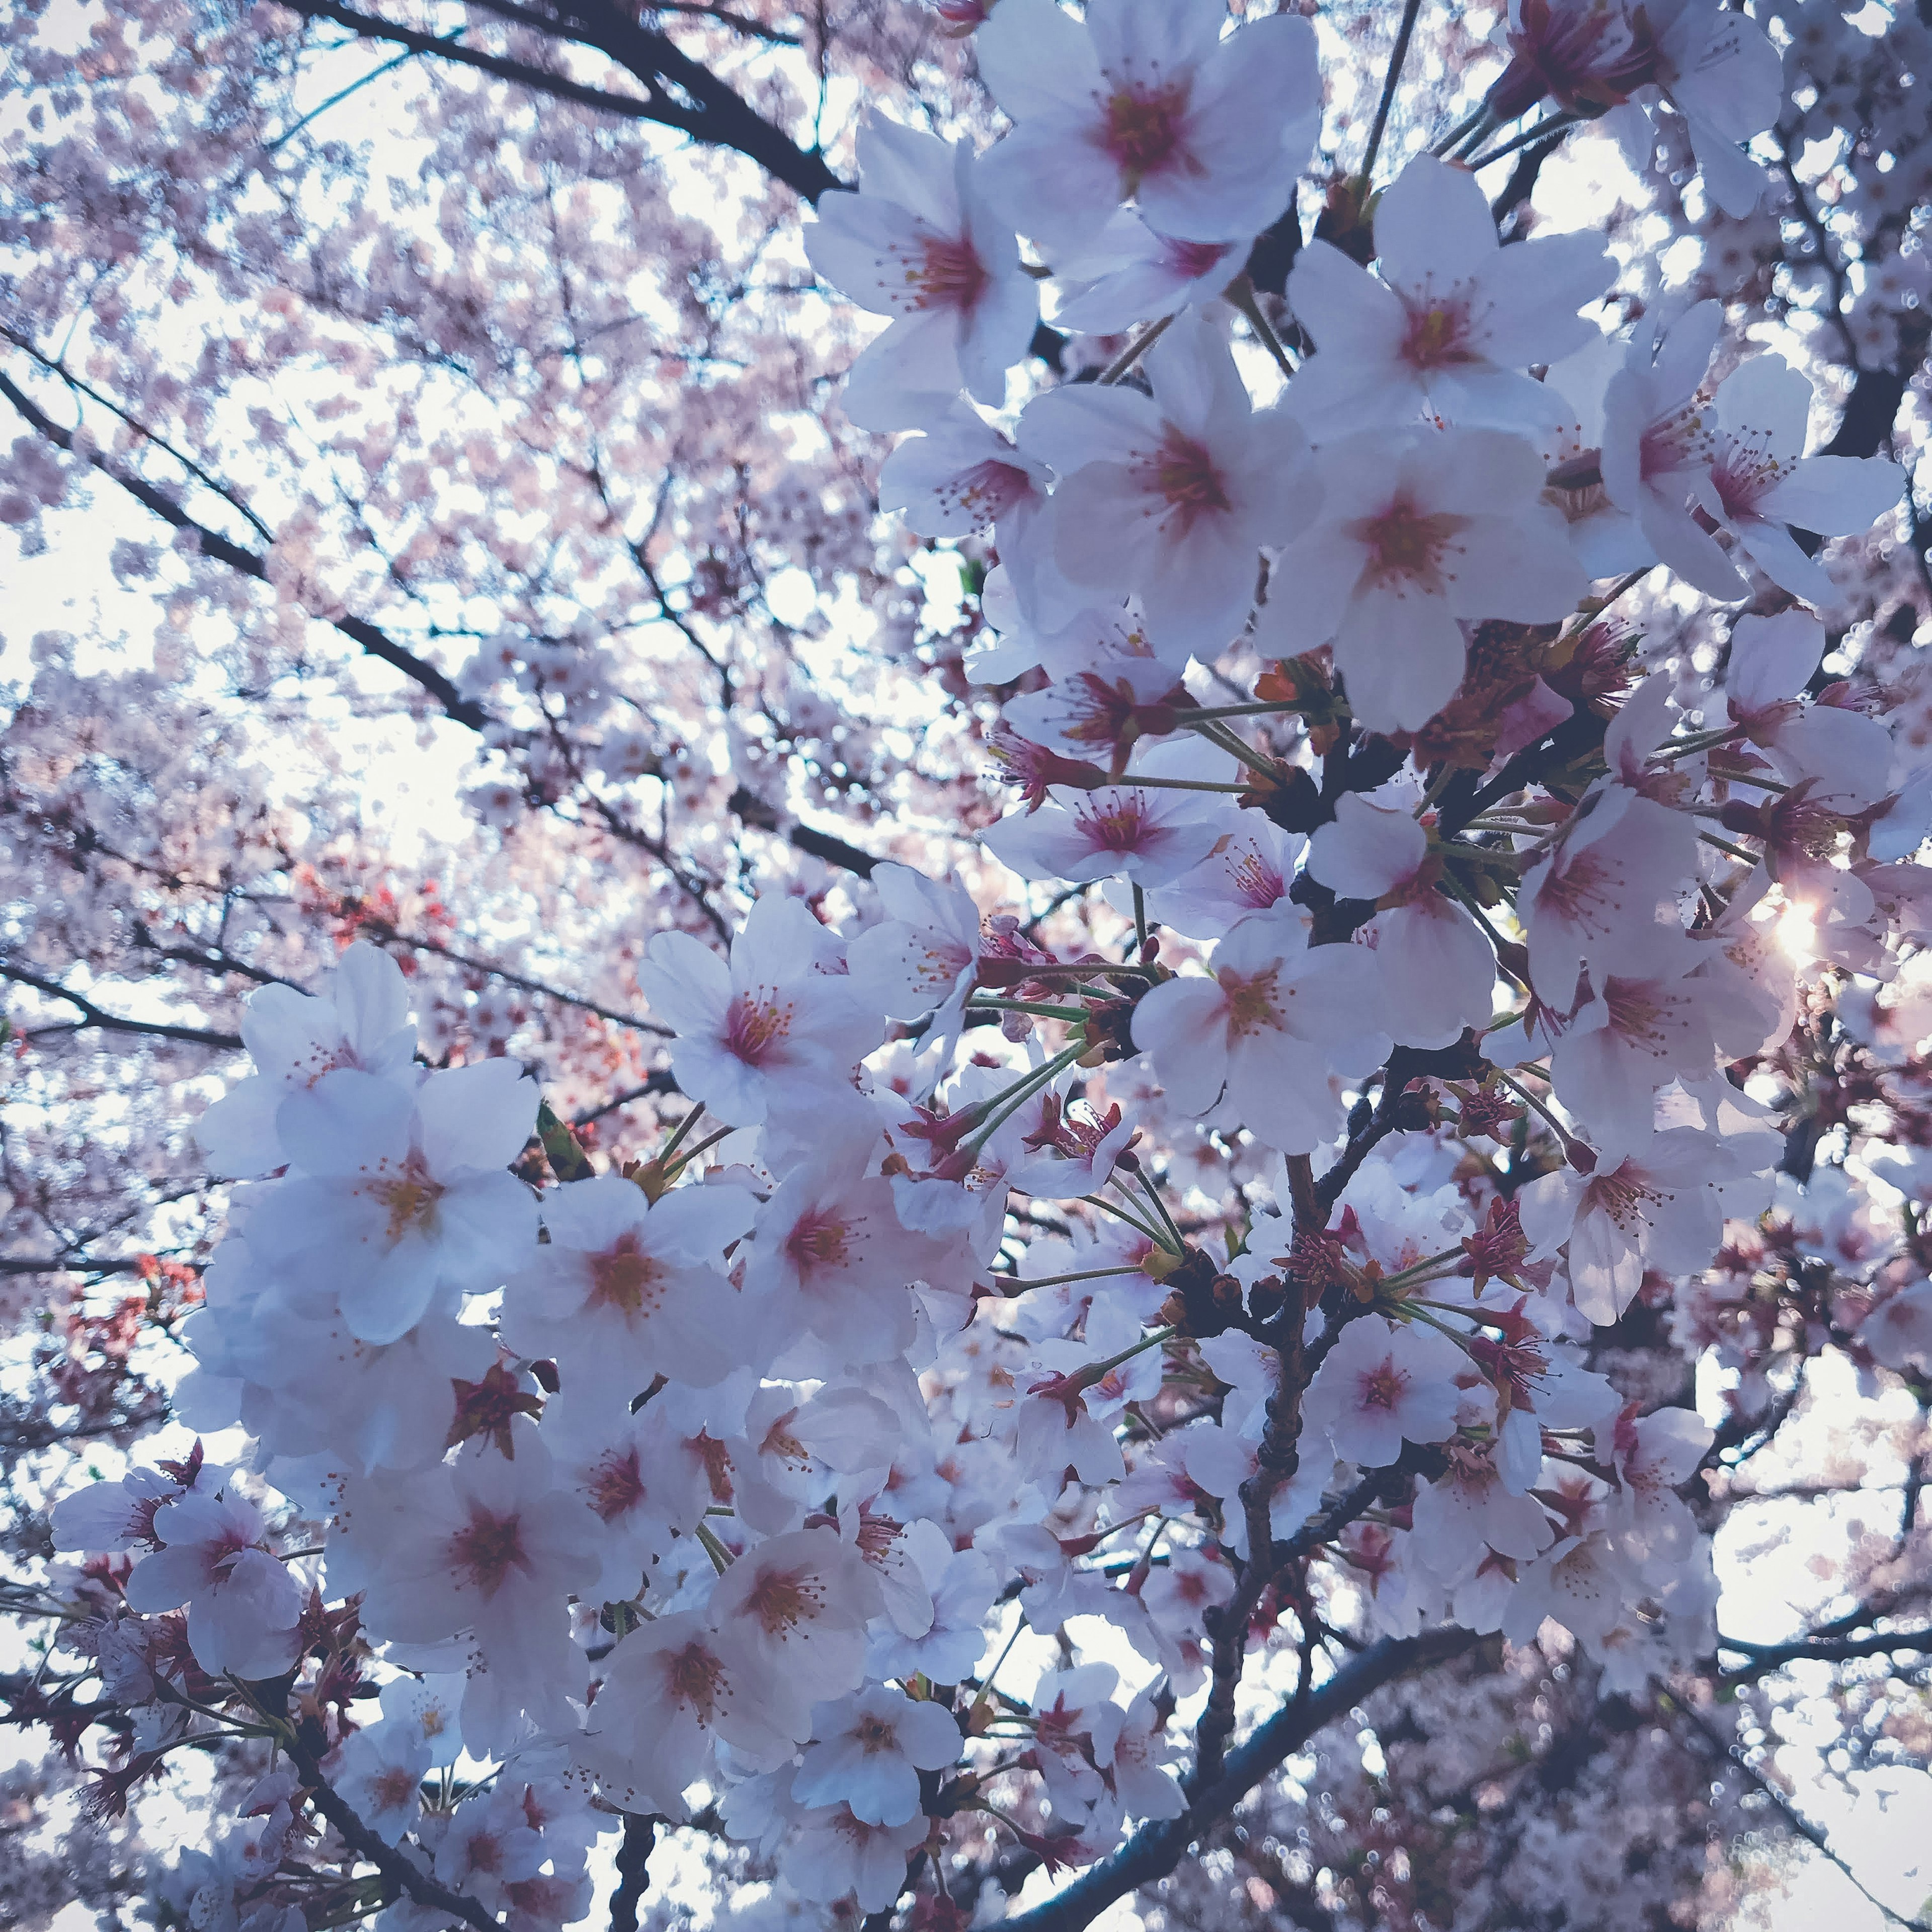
[
  {"xmin": 1001, "ymin": 1628, "xmax": 1484, "ymax": 1932},
  {"xmin": 2, "ymin": 964, "xmax": 244, "ymax": 1051}
]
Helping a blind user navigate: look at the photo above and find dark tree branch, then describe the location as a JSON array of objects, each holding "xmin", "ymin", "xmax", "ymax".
[
  {"xmin": 0, "ymin": 367, "xmax": 489, "ymax": 731},
  {"xmin": 1001, "ymin": 1628, "xmax": 1483, "ymax": 1932},
  {"xmin": 281, "ymin": 1717, "xmax": 506, "ymax": 1932},
  {"xmin": 606, "ymin": 1813, "xmax": 658, "ymax": 1932},
  {"xmin": 279, "ymin": 0, "xmax": 846, "ymax": 202},
  {"xmin": 2, "ymin": 964, "xmax": 244, "ymax": 1050},
  {"xmin": 1720, "ymin": 1626, "xmax": 1932, "ymax": 1676}
]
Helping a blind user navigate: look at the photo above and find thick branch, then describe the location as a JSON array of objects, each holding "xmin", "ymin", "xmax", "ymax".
[
  {"xmin": 280, "ymin": 0, "xmax": 845, "ymax": 202},
  {"xmin": 1002, "ymin": 1628, "xmax": 1482, "ymax": 1932},
  {"xmin": 2, "ymin": 963, "xmax": 244, "ymax": 1050},
  {"xmin": 1720, "ymin": 1626, "xmax": 1932, "ymax": 1675}
]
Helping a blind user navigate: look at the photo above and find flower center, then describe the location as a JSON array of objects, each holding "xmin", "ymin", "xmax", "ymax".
[
  {"xmin": 450, "ymin": 1507, "xmax": 526, "ymax": 1595},
  {"xmin": 1359, "ymin": 1361, "xmax": 1407, "ymax": 1410},
  {"xmin": 1351, "ymin": 499, "xmax": 1465, "ymax": 587},
  {"xmin": 1217, "ymin": 965, "xmax": 1283, "ymax": 1038},
  {"xmin": 854, "ymin": 1713, "xmax": 900, "ymax": 1753},
  {"xmin": 912, "ymin": 230, "xmax": 987, "ymax": 311},
  {"xmin": 937, "ymin": 457, "xmax": 1033, "ymax": 530},
  {"xmin": 1710, "ymin": 425, "xmax": 1795, "ymax": 519},
  {"xmin": 1163, "ymin": 235, "xmax": 1234, "ymax": 280},
  {"xmin": 1150, "ymin": 427, "xmax": 1232, "ymax": 529},
  {"xmin": 1100, "ymin": 82, "xmax": 1189, "ymax": 186},
  {"xmin": 667, "ymin": 1639, "xmax": 727, "ymax": 1718},
  {"xmin": 587, "ymin": 1448, "xmax": 648, "ymax": 1521},
  {"xmin": 725, "ymin": 989, "xmax": 792, "ymax": 1066},
  {"xmin": 1081, "ymin": 796, "xmax": 1155, "ymax": 851},
  {"xmin": 588, "ymin": 1236, "xmax": 666, "ymax": 1317},
  {"xmin": 1400, "ymin": 300, "xmax": 1474, "ymax": 370},
  {"xmin": 743, "ymin": 1566, "xmax": 823, "ymax": 1637},
  {"xmin": 785, "ymin": 1208, "xmax": 853, "ymax": 1274},
  {"xmin": 373, "ymin": 1153, "xmax": 444, "ymax": 1243}
]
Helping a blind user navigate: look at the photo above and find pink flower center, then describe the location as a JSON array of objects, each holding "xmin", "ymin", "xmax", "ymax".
[
  {"xmin": 786, "ymin": 1208, "xmax": 853, "ymax": 1274},
  {"xmin": 1150, "ymin": 426, "xmax": 1233, "ymax": 529},
  {"xmin": 1217, "ymin": 965, "xmax": 1283, "ymax": 1037},
  {"xmin": 911, "ymin": 231, "xmax": 988, "ymax": 312},
  {"xmin": 1399, "ymin": 299, "xmax": 1476, "ymax": 370},
  {"xmin": 1351, "ymin": 497, "xmax": 1465, "ymax": 587},
  {"xmin": 587, "ymin": 1448, "xmax": 648, "ymax": 1521},
  {"xmin": 667, "ymin": 1639, "xmax": 728, "ymax": 1718},
  {"xmin": 588, "ymin": 1234, "xmax": 666, "ymax": 1317},
  {"xmin": 373, "ymin": 1768, "xmax": 421, "ymax": 1813},
  {"xmin": 1101, "ymin": 82, "xmax": 1189, "ymax": 186},
  {"xmin": 1228, "ymin": 848, "xmax": 1285, "ymax": 907},
  {"xmin": 1358, "ymin": 1361, "xmax": 1407, "ymax": 1410},
  {"xmin": 936, "ymin": 457, "xmax": 1034, "ymax": 530},
  {"xmin": 450, "ymin": 1506, "xmax": 527, "ymax": 1595},
  {"xmin": 853, "ymin": 1713, "xmax": 901, "ymax": 1753},
  {"xmin": 743, "ymin": 1565, "xmax": 824, "ymax": 1637},
  {"xmin": 373, "ymin": 1153, "xmax": 444, "ymax": 1242},
  {"xmin": 1710, "ymin": 425, "xmax": 1796, "ymax": 520},
  {"xmin": 1080, "ymin": 796, "xmax": 1156, "ymax": 851},
  {"xmin": 725, "ymin": 989, "xmax": 793, "ymax": 1066},
  {"xmin": 1162, "ymin": 235, "xmax": 1233, "ymax": 281}
]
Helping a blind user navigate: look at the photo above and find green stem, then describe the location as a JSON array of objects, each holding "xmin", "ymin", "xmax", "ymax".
[{"xmin": 1079, "ymin": 1190, "xmax": 1173, "ymax": 1250}]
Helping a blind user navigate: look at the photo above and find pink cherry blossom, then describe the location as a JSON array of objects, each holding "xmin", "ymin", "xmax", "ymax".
[{"xmin": 976, "ymin": 0, "xmax": 1320, "ymax": 256}]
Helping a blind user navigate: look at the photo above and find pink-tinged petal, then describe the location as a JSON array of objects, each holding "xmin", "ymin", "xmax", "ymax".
[
  {"xmin": 1332, "ymin": 581, "xmax": 1467, "ymax": 735},
  {"xmin": 1224, "ymin": 1032, "xmax": 1345, "ymax": 1153},
  {"xmin": 1687, "ymin": 119, "xmax": 1769, "ymax": 217},
  {"xmin": 1051, "ymin": 461, "xmax": 1154, "ymax": 591},
  {"xmin": 1253, "ymin": 531, "xmax": 1367, "ymax": 654},
  {"xmin": 1018, "ymin": 383, "xmax": 1160, "ymax": 476},
  {"xmin": 1714, "ymin": 355, "xmax": 1810, "ymax": 456},
  {"xmin": 1731, "ymin": 515, "xmax": 1837, "ymax": 604},
  {"xmin": 854, "ymin": 117, "xmax": 961, "ymax": 230},
  {"xmin": 976, "ymin": 122, "xmax": 1123, "ymax": 259},
  {"xmin": 1307, "ymin": 794, "xmax": 1425, "ymax": 901},
  {"xmin": 1087, "ymin": 0, "xmax": 1225, "ymax": 85},
  {"xmin": 1727, "ymin": 610, "xmax": 1824, "ymax": 712},
  {"xmin": 804, "ymin": 194, "xmax": 933, "ymax": 314},
  {"xmin": 1285, "ymin": 242, "xmax": 1406, "ymax": 362},
  {"xmin": 123, "ymin": 1544, "xmax": 208, "ymax": 1613},
  {"xmin": 975, "ymin": 0, "xmax": 1104, "ymax": 120},
  {"xmin": 839, "ymin": 311, "xmax": 967, "ymax": 431},
  {"xmin": 1372, "ymin": 154, "xmax": 1499, "ymax": 285},
  {"xmin": 1375, "ymin": 901, "xmax": 1496, "ymax": 1049},
  {"xmin": 1131, "ymin": 975, "xmax": 1233, "ymax": 1113},
  {"xmin": 1472, "ymin": 231, "xmax": 1612, "ymax": 369},
  {"xmin": 1441, "ymin": 509, "xmax": 1588, "ymax": 623},
  {"xmin": 1765, "ymin": 705, "xmax": 1895, "ymax": 814},
  {"xmin": 1758, "ymin": 454, "xmax": 1904, "ymax": 539},
  {"xmin": 277, "ymin": 1068, "xmax": 412, "ymax": 1178},
  {"xmin": 1565, "ymin": 1199, "xmax": 1644, "ymax": 1325},
  {"xmin": 416, "ymin": 1057, "xmax": 536, "ymax": 1175},
  {"xmin": 638, "ymin": 930, "xmax": 732, "ymax": 1037},
  {"xmin": 1637, "ymin": 490, "xmax": 1745, "ymax": 600},
  {"xmin": 958, "ymin": 281, "xmax": 1040, "ymax": 413}
]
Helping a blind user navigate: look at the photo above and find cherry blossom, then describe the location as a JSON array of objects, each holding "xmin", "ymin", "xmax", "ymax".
[
  {"xmin": 976, "ymin": 0, "xmax": 1320, "ymax": 256},
  {"xmin": 1132, "ymin": 910, "xmax": 1389, "ymax": 1154},
  {"xmin": 1301, "ymin": 1317, "xmax": 1467, "ymax": 1468},
  {"xmin": 806, "ymin": 118, "xmax": 1037, "ymax": 428},
  {"xmin": 1284, "ymin": 154, "xmax": 1612, "ymax": 438},
  {"xmin": 1255, "ymin": 425, "xmax": 1586, "ymax": 734},
  {"xmin": 1017, "ymin": 314, "xmax": 1316, "ymax": 656}
]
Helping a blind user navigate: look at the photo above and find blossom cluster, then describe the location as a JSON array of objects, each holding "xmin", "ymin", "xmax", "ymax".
[{"xmin": 30, "ymin": 0, "xmax": 1932, "ymax": 1926}]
